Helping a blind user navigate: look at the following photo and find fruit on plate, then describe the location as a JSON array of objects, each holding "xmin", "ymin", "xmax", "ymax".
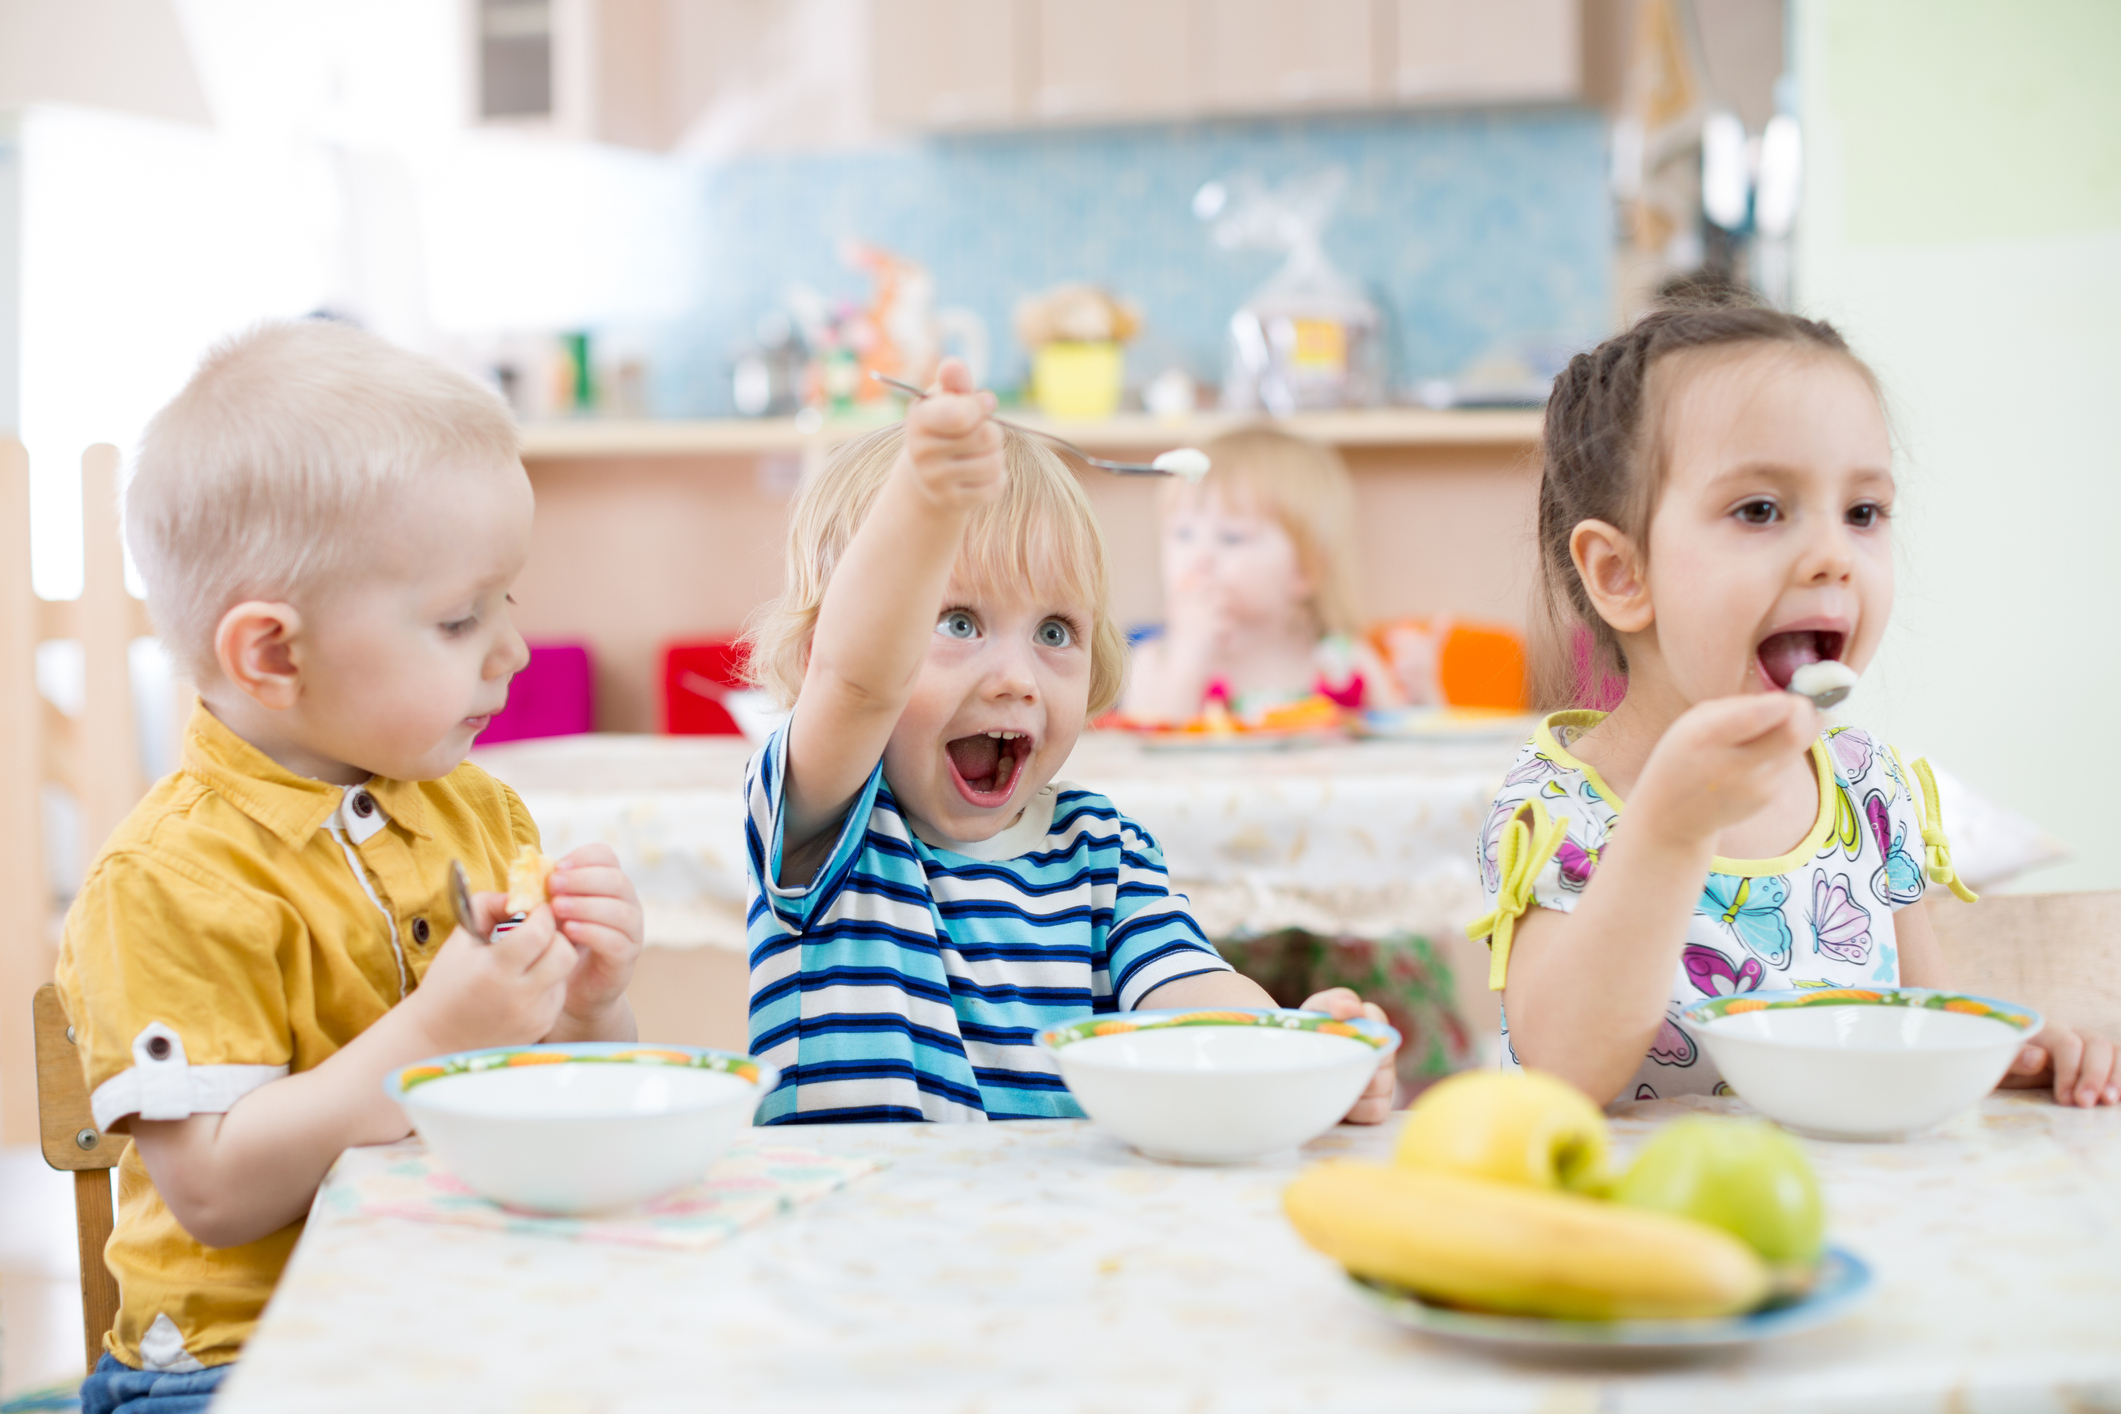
[
  {"xmin": 1285, "ymin": 1161, "xmax": 1771, "ymax": 1321},
  {"xmin": 1613, "ymin": 1116, "xmax": 1825, "ymax": 1274},
  {"xmin": 1394, "ymin": 1069, "xmax": 1610, "ymax": 1193}
]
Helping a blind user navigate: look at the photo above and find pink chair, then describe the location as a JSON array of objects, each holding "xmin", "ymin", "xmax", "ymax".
[{"xmin": 481, "ymin": 643, "xmax": 595, "ymax": 743}]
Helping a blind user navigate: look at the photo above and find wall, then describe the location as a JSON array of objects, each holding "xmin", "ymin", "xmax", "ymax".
[
  {"xmin": 1796, "ymin": 0, "xmax": 2121, "ymax": 890},
  {"xmin": 664, "ymin": 107, "xmax": 1612, "ymax": 414},
  {"xmin": 519, "ymin": 438, "xmax": 1540, "ymax": 732}
]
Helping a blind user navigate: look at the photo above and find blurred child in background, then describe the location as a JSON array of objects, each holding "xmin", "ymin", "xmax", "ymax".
[{"xmin": 1122, "ymin": 426, "xmax": 1404, "ymax": 724}]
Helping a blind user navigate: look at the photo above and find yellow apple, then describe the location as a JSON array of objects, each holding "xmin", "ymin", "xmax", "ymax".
[{"xmin": 1394, "ymin": 1069, "xmax": 1610, "ymax": 1192}]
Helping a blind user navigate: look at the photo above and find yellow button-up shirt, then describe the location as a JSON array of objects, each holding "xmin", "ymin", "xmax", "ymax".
[{"xmin": 55, "ymin": 704, "xmax": 540, "ymax": 1372}]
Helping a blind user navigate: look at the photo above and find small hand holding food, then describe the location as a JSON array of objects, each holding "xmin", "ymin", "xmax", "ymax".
[
  {"xmin": 904, "ymin": 357, "xmax": 1004, "ymax": 512},
  {"xmin": 2001, "ymin": 1021, "xmax": 2121, "ymax": 1107},
  {"xmin": 542, "ymin": 843, "xmax": 646, "ymax": 1037},
  {"xmin": 1632, "ymin": 693, "xmax": 1819, "ymax": 851},
  {"xmin": 1303, "ymin": 987, "xmax": 1397, "ymax": 1123},
  {"xmin": 407, "ymin": 888, "xmax": 576, "ymax": 1055}
]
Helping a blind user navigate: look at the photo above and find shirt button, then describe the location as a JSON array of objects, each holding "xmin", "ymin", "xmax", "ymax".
[
  {"xmin": 412, "ymin": 916, "xmax": 431, "ymax": 945},
  {"xmin": 351, "ymin": 790, "xmax": 376, "ymax": 819},
  {"xmin": 146, "ymin": 1035, "xmax": 172, "ymax": 1061}
]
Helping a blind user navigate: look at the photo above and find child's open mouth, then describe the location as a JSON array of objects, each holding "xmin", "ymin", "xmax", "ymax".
[
  {"xmin": 945, "ymin": 730, "xmax": 1033, "ymax": 808},
  {"xmin": 1756, "ymin": 629, "xmax": 1847, "ymax": 691}
]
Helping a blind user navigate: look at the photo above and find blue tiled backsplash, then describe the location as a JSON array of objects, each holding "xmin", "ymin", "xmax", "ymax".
[{"xmin": 657, "ymin": 107, "xmax": 1610, "ymax": 417}]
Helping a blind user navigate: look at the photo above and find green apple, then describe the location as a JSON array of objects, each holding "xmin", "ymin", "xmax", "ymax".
[
  {"xmin": 1613, "ymin": 1117, "xmax": 1825, "ymax": 1269},
  {"xmin": 1395, "ymin": 1070, "xmax": 1610, "ymax": 1193}
]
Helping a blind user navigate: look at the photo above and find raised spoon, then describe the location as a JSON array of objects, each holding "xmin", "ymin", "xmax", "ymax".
[{"xmin": 868, "ymin": 372, "xmax": 1210, "ymax": 480}]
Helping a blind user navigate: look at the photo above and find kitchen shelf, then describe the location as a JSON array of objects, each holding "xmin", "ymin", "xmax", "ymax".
[{"xmin": 516, "ymin": 406, "xmax": 1545, "ymax": 460}]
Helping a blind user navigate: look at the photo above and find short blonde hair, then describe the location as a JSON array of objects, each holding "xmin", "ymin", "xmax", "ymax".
[
  {"xmin": 127, "ymin": 320, "xmax": 520, "ymax": 681},
  {"xmin": 744, "ymin": 424, "xmax": 1128, "ymax": 715},
  {"xmin": 1162, "ymin": 425, "xmax": 1365, "ymax": 638}
]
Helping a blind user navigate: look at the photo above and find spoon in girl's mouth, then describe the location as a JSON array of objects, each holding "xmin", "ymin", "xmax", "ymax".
[{"xmin": 1787, "ymin": 660, "xmax": 1859, "ymax": 710}]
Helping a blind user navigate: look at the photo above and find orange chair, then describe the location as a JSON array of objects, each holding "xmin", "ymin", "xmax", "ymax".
[{"xmin": 1368, "ymin": 617, "xmax": 1528, "ymax": 712}]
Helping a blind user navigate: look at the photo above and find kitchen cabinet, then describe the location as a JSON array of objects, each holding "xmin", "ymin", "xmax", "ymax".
[
  {"xmin": 1031, "ymin": 0, "xmax": 1197, "ymax": 123},
  {"xmin": 872, "ymin": 0, "xmax": 1028, "ymax": 128},
  {"xmin": 1198, "ymin": 0, "xmax": 1377, "ymax": 111},
  {"xmin": 1388, "ymin": 0, "xmax": 1581, "ymax": 105}
]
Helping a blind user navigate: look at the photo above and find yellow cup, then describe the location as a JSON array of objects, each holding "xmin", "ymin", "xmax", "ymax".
[{"xmin": 1032, "ymin": 341, "xmax": 1124, "ymax": 420}]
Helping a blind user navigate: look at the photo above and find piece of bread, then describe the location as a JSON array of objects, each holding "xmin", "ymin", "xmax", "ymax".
[{"xmin": 505, "ymin": 845, "xmax": 557, "ymax": 915}]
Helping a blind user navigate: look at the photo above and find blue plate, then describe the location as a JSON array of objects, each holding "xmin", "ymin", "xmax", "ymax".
[{"xmin": 1350, "ymin": 1245, "xmax": 1873, "ymax": 1351}]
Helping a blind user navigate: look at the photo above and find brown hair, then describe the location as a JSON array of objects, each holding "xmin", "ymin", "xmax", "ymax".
[
  {"xmin": 743, "ymin": 423, "xmax": 1130, "ymax": 716},
  {"xmin": 1531, "ymin": 302, "xmax": 1876, "ymax": 709},
  {"xmin": 1158, "ymin": 425, "xmax": 1365, "ymax": 639}
]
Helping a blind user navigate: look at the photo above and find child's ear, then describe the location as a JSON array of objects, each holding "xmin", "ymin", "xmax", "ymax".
[
  {"xmin": 215, "ymin": 601, "xmax": 304, "ymax": 711},
  {"xmin": 1569, "ymin": 520, "xmax": 1653, "ymax": 635}
]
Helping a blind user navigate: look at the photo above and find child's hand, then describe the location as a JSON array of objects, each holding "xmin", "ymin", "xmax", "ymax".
[
  {"xmin": 2000, "ymin": 1022, "xmax": 2121, "ymax": 1107},
  {"xmin": 1303, "ymin": 987, "xmax": 1397, "ymax": 1123},
  {"xmin": 1630, "ymin": 693, "xmax": 1818, "ymax": 851},
  {"xmin": 547, "ymin": 844, "xmax": 645, "ymax": 1038},
  {"xmin": 902, "ymin": 357, "xmax": 1003, "ymax": 511},
  {"xmin": 407, "ymin": 897, "xmax": 576, "ymax": 1055}
]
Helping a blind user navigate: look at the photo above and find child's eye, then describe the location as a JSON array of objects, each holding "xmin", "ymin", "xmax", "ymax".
[
  {"xmin": 1733, "ymin": 499, "xmax": 1781, "ymax": 526},
  {"xmin": 441, "ymin": 615, "xmax": 479, "ymax": 636},
  {"xmin": 1847, "ymin": 501, "xmax": 1889, "ymax": 528},
  {"xmin": 1035, "ymin": 619, "xmax": 1074, "ymax": 649},
  {"xmin": 935, "ymin": 610, "xmax": 979, "ymax": 640}
]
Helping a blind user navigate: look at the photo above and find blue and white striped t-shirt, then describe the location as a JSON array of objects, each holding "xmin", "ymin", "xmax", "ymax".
[{"xmin": 744, "ymin": 726, "xmax": 1231, "ymax": 1124}]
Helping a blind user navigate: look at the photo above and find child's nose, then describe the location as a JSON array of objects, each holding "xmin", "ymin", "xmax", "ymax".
[
  {"xmin": 489, "ymin": 619, "xmax": 531, "ymax": 679},
  {"xmin": 1796, "ymin": 519, "xmax": 1857, "ymax": 584},
  {"xmin": 984, "ymin": 641, "xmax": 1039, "ymax": 700}
]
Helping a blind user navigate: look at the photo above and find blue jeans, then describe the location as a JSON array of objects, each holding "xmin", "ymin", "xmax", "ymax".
[{"xmin": 79, "ymin": 1354, "xmax": 232, "ymax": 1414}]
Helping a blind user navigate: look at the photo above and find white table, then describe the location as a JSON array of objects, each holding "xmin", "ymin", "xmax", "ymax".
[{"xmin": 217, "ymin": 1095, "xmax": 2121, "ymax": 1413}]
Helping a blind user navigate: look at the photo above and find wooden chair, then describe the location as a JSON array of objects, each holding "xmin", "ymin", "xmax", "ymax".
[
  {"xmin": 1929, "ymin": 890, "xmax": 2121, "ymax": 1041},
  {"xmin": 33, "ymin": 980, "xmax": 129, "ymax": 1375},
  {"xmin": 2, "ymin": 438, "xmax": 157, "ymax": 1147}
]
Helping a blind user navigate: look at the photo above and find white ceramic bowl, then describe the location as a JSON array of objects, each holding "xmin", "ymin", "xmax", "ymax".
[
  {"xmin": 1679, "ymin": 989, "xmax": 2042, "ymax": 1141},
  {"xmin": 385, "ymin": 1043, "xmax": 778, "ymax": 1214},
  {"xmin": 1036, "ymin": 1009, "xmax": 1398, "ymax": 1164}
]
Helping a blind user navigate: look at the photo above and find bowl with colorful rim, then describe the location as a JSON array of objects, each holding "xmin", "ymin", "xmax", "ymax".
[
  {"xmin": 385, "ymin": 1042, "xmax": 779, "ymax": 1215},
  {"xmin": 1351, "ymin": 1245, "xmax": 1875, "ymax": 1353},
  {"xmin": 1035, "ymin": 1008, "xmax": 1399, "ymax": 1165},
  {"xmin": 1678, "ymin": 988, "xmax": 2042, "ymax": 1141}
]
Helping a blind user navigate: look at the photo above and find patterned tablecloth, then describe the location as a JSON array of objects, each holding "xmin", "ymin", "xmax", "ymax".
[
  {"xmin": 217, "ymin": 1094, "xmax": 2121, "ymax": 1414},
  {"xmin": 470, "ymin": 729, "xmax": 1525, "ymax": 951}
]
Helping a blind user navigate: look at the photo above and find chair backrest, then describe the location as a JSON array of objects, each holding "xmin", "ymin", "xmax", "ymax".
[
  {"xmin": 34, "ymin": 981, "xmax": 129, "ymax": 1374},
  {"xmin": 1928, "ymin": 890, "xmax": 2121, "ymax": 1041}
]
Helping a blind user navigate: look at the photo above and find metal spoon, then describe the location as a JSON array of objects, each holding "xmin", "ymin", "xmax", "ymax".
[
  {"xmin": 868, "ymin": 372, "xmax": 1208, "ymax": 479},
  {"xmin": 449, "ymin": 860, "xmax": 489, "ymax": 944},
  {"xmin": 1787, "ymin": 660, "xmax": 1858, "ymax": 711}
]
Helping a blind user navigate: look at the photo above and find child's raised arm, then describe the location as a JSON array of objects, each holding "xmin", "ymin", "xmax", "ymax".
[
  {"xmin": 780, "ymin": 359, "xmax": 1003, "ymax": 877},
  {"xmin": 1502, "ymin": 693, "xmax": 1817, "ymax": 1102}
]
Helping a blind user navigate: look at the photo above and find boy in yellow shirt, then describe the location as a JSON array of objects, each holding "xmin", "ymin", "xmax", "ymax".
[{"xmin": 54, "ymin": 320, "xmax": 645, "ymax": 1411}]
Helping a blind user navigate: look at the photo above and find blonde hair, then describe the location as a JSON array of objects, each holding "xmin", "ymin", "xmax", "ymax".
[
  {"xmin": 744, "ymin": 424, "xmax": 1128, "ymax": 715},
  {"xmin": 1162, "ymin": 425, "xmax": 1364, "ymax": 637},
  {"xmin": 127, "ymin": 320, "xmax": 520, "ymax": 681}
]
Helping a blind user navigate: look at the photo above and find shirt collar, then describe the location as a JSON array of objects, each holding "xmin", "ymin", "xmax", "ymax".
[{"xmin": 180, "ymin": 702, "xmax": 435, "ymax": 848}]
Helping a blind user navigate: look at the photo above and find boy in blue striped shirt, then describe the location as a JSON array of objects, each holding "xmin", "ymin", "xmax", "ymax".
[{"xmin": 739, "ymin": 360, "xmax": 1396, "ymax": 1124}]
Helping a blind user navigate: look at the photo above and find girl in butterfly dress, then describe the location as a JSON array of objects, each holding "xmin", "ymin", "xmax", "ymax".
[{"xmin": 1468, "ymin": 303, "xmax": 2118, "ymax": 1108}]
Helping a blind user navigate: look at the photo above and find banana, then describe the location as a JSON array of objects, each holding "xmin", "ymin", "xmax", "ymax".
[{"xmin": 1284, "ymin": 1161, "xmax": 1771, "ymax": 1321}]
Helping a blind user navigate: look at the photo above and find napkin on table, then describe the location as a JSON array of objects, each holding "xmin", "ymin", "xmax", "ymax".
[{"xmin": 321, "ymin": 1135, "xmax": 880, "ymax": 1251}]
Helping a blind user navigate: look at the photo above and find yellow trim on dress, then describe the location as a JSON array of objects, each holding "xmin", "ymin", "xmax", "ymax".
[
  {"xmin": 1906, "ymin": 753, "xmax": 1979, "ymax": 903},
  {"xmin": 1464, "ymin": 798, "xmax": 1569, "ymax": 993},
  {"xmin": 1529, "ymin": 710, "xmax": 1837, "ymax": 877}
]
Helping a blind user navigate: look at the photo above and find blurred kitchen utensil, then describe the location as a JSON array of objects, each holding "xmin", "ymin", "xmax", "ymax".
[
  {"xmin": 451, "ymin": 860, "xmax": 490, "ymax": 944},
  {"xmin": 869, "ymin": 372, "xmax": 1203, "ymax": 478}
]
